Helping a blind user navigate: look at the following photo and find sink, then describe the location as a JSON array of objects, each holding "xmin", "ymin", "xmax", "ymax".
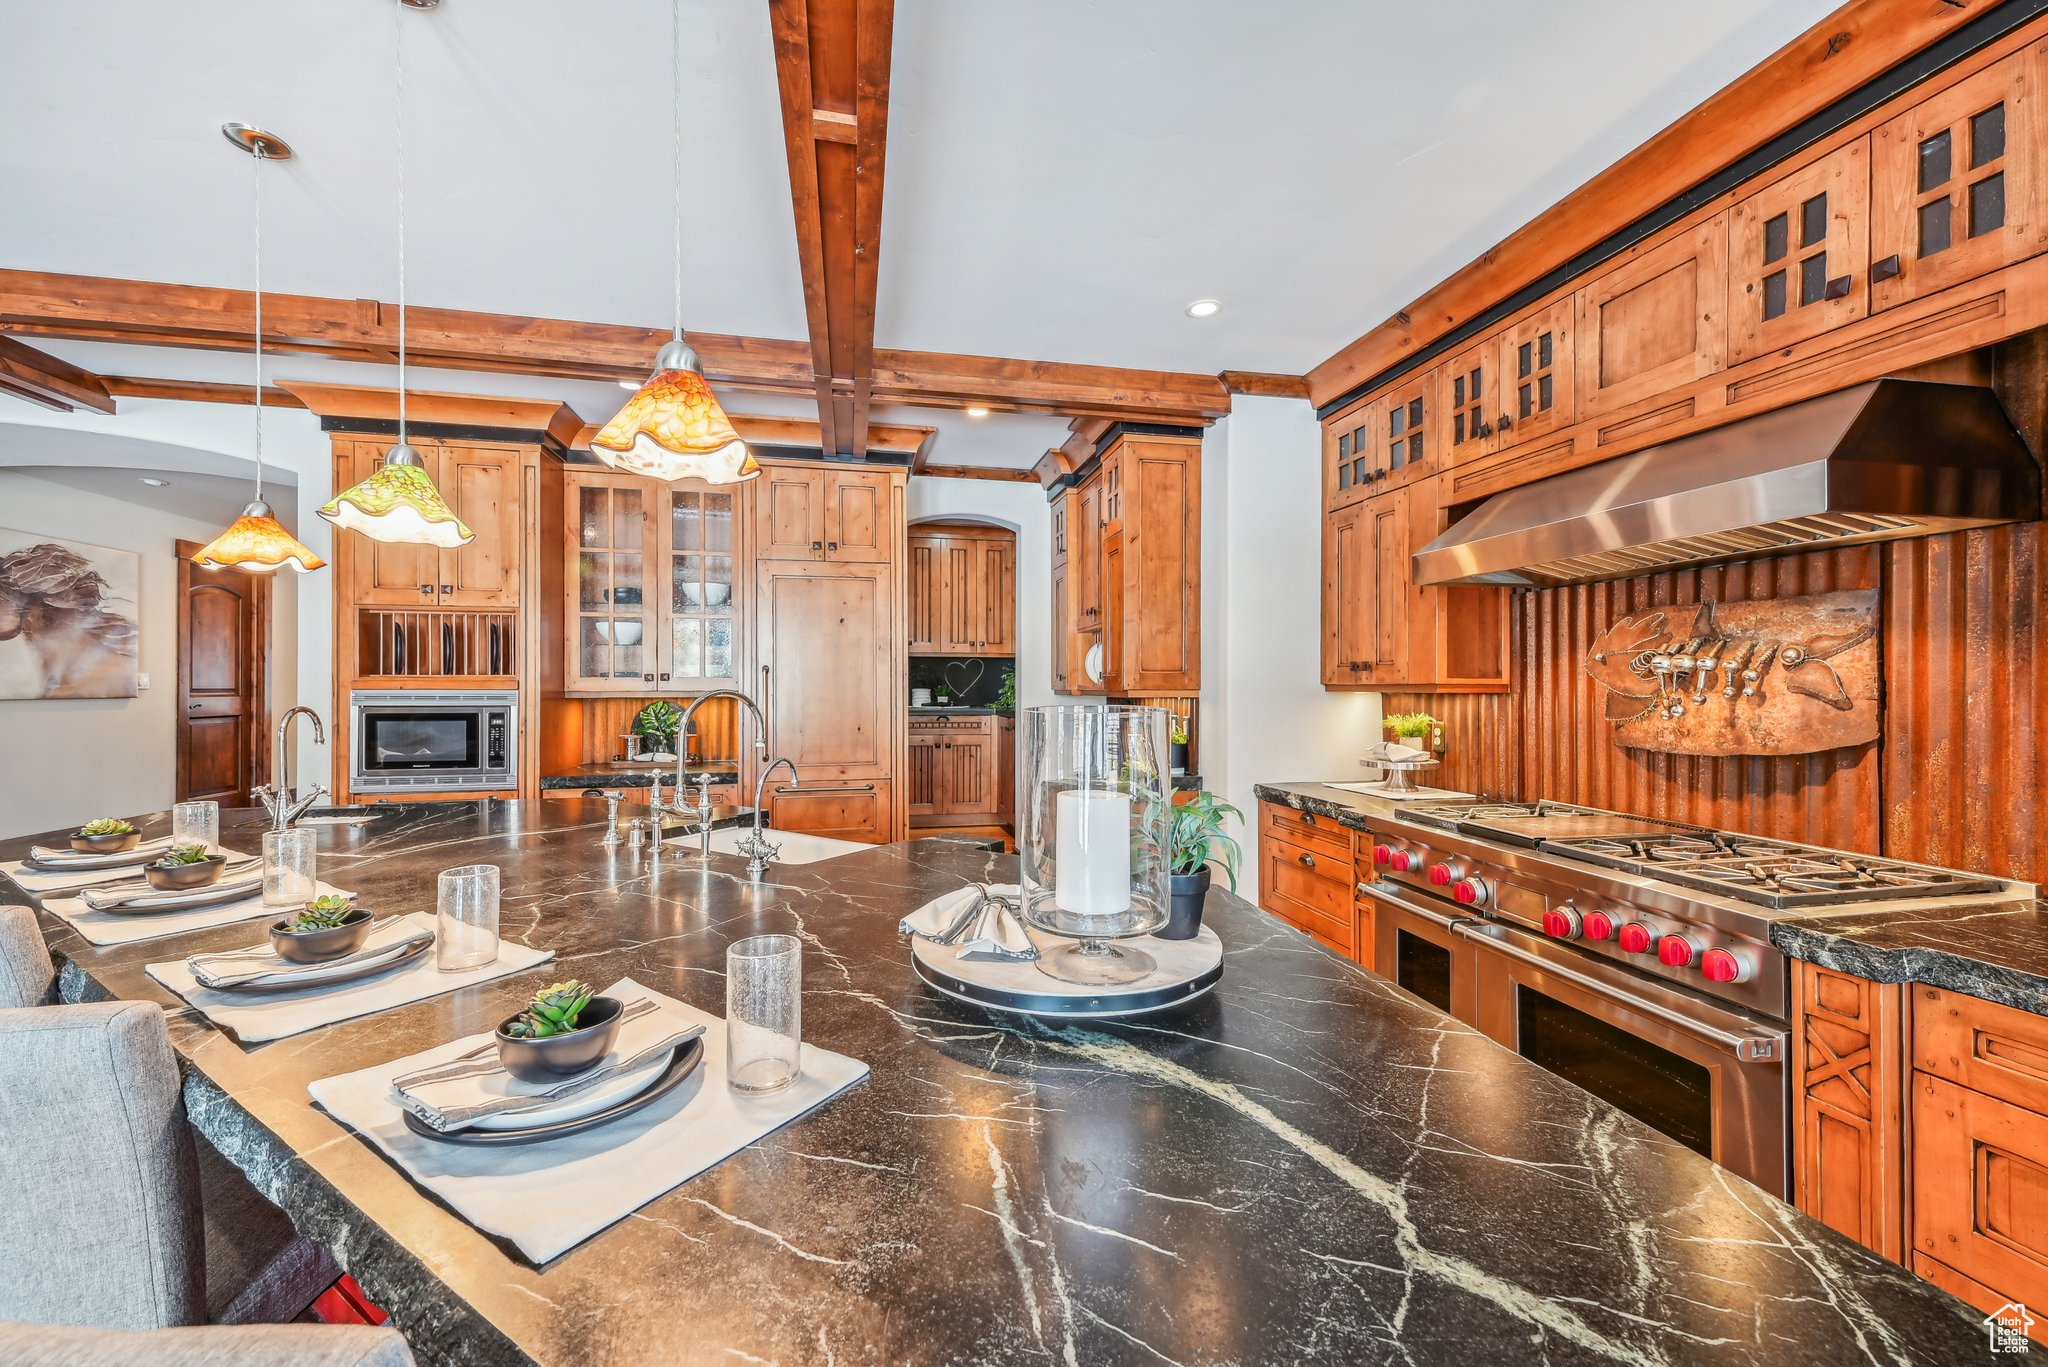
[{"xmin": 665, "ymin": 826, "xmax": 871, "ymax": 865}]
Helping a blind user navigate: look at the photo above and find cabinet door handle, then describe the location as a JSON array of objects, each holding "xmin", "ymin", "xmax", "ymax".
[
  {"xmin": 1871, "ymin": 254, "xmax": 1902, "ymax": 283},
  {"xmin": 1302, "ymin": 812, "xmax": 1317, "ymax": 826},
  {"xmin": 759, "ymin": 665, "xmax": 771, "ymax": 752},
  {"xmin": 1824, "ymin": 274, "xmax": 1852, "ymax": 300},
  {"xmin": 810, "ymin": 540, "xmax": 823, "ymax": 553},
  {"xmin": 659, "ymin": 672, "xmax": 671, "ymax": 682},
  {"xmin": 1496, "ymin": 412, "xmax": 1512, "ymax": 432},
  {"xmin": 1297, "ymin": 853, "xmax": 1316, "ymax": 868},
  {"xmin": 827, "ymin": 541, "xmax": 839, "ymax": 552},
  {"xmin": 642, "ymin": 673, "xmax": 655, "ymax": 683},
  {"xmin": 419, "ymin": 583, "xmax": 434, "ymax": 596},
  {"xmin": 440, "ymin": 584, "xmax": 453, "ymax": 596},
  {"xmin": 789, "ymin": 783, "xmax": 875, "ymax": 795}
]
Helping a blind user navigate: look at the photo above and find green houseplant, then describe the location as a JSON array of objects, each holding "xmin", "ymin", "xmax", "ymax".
[
  {"xmin": 1384, "ymin": 711, "xmax": 1439, "ymax": 744},
  {"xmin": 1159, "ymin": 791, "xmax": 1242, "ymax": 940},
  {"xmin": 632, "ymin": 700, "xmax": 683, "ymax": 757},
  {"xmin": 1169, "ymin": 714, "xmax": 1191, "ymax": 773},
  {"xmin": 992, "ymin": 671, "xmax": 1017, "ymax": 714}
]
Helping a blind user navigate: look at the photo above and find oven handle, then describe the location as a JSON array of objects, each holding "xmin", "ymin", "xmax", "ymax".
[
  {"xmin": 1454, "ymin": 922, "xmax": 1783, "ymax": 1062},
  {"xmin": 1356, "ymin": 878, "xmax": 1475, "ymax": 934}
]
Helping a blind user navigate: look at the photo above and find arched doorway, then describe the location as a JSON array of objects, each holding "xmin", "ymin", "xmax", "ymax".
[{"xmin": 905, "ymin": 518, "xmax": 1017, "ymax": 845}]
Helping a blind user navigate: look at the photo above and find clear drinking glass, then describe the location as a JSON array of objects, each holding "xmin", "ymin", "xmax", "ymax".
[
  {"xmin": 726, "ymin": 934, "xmax": 801, "ymax": 1094},
  {"xmin": 172, "ymin": 800, "xmax": 220, "ymax": 853},
  {"xmin": 261, "ymin": 828, "xmax": 317, "ymax": 908},
  {"xmin": 436, "ymin": 864, "xmax": 501, "ymax": 972}
]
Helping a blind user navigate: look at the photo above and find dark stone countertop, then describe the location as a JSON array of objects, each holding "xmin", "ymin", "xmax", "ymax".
[
  {"xmin": 538, "ymin": 762, "xmax": 741, "ymax": 791},
  {"xmin": 5, "ymin": 800, "xmax": 1987, "ymax": 1366},
  {"xmin": 1257, "ymin": 783, "xmax": 2048, "ymax": 1019},
  {"xmin": 908, "ymin": 705, "xmax": 1006, "ymax": 716}
]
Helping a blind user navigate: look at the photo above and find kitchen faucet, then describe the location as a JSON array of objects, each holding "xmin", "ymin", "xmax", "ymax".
[
  {"xmin": 736, "ymin": 757, "xmax": 800, "ymax": 878},
  {"xmin": 648, "ymin": 688, "xmax": 769, "ymax": 857},
  {"xmin": 253, "ymin": 705, "xmax": 327, "ymax": 830}
]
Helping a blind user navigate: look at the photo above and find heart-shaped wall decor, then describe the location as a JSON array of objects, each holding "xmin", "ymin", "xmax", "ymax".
[{"xmin": 943, "ymin": 658, "xmax": 986, "ymax": 697}]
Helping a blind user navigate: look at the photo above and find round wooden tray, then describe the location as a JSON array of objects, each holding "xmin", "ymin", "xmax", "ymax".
[{"xmin": 910, "ymin": 926, "xmax": 1222, "ymax": 1018}]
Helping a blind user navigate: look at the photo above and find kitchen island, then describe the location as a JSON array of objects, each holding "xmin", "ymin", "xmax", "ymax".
[{"xmin": 6, "ymin": 800, "xmax": 1986, "ymax": 1366}]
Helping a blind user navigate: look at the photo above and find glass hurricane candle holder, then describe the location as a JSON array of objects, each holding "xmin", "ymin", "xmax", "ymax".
[{"xmin": 1018, "ymin": 704, "xmax": 1171, "ymax": 986}]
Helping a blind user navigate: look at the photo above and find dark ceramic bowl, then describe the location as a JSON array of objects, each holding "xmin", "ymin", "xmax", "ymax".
[
  {"xmin": 495, "ymin": 996, "xmax": 625, "ymax": 1082},
  {"xmin": 268, "ymin": 907, "xmax": 373, "ymax": 963},
  {"xmin": 71, "ymin": 829, "xmax": 139, "ymax": 854},
  {"xmin": 145, "ymin": 854, "xmax": 228, "ymax": 891}
]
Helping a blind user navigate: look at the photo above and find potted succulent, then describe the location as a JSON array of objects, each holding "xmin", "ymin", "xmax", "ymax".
[
  {"xmin": 632, "ymin": 700, "xmax": 683, "ymax": 759},
  {"xmin": 269, "ymin": 893, "xmax": 373, "ymax": 963},
  {"xmin": 145, "ymin": 842, "xmax": 228, "ymax": 891},
  {"xmin": 1384, "ymin": 711, "xmax": 1440, "ymax": 749},
  {"xmin": 1169, "ymin": 715, "xmax": 1191, "ymax": 774},
  {"xmin": 495, "ymin": 979, "xmax": 625, "ymax": 1081},
  {"xmin": 1159, "ymin": 792, "xmax": 1243, "ymax": 940},
  {"xmin": 71, "ymin": 817, "xmax": 139, "ymax": 855}
]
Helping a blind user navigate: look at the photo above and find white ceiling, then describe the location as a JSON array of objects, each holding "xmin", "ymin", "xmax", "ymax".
[{"xmin": 0, "ymin": 0, "xmax": 1840, "ymax": 464}]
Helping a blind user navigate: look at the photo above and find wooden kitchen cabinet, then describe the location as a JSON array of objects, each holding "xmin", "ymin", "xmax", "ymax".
[
  {"xmin": 1790, "ymin": 962, "xmax": 1906, "ymax": 1261},
  {"xmin": 1073, "ymin": 477, "xmax": 1105, "ymax": 637},
  {"xmin": 1497, "ymin": 297, "xmax": 1576, "ymax": 449},
  {"xmin": 753, "ymin": 465, "xmax": 891, "ymax": 563},
  {"xmin": 1106, "ymin": 434, "xmax": 1200, "ymax": 692},
  {"xmin": 1365, "ymin": 369, "xmax": 1437, "ymax": 492},
  {"xmin": 338, "ymin": 438, "xmax": 521, "ymax": 609},
  {"xmin": 1257, "ymin": 801, "xmax": 1358, "ymax": 959},
  {"xmin": 1441, "ymin": 335, "xmax": 1503, "ymax": 466},
  {"xmin": 996, "ymin": 715, "xmax": 1015, "ymax": 827},
  {"xmin": 564, "ymin": 469, "xmax": 742, "ymax": 695},
  {"xmin": 907, "ymin": 525, "xmax": 1015, "ymax": 655},
  {"xmin": 754, "ymin": 557, "xmax": 894, "ymax": 781},
  {"xmin": 761, "ymin": 779, "xmax": 893, "ymax": 844},
  {"xmin": 1574, "ymin": 214, "xmax": 1727, "ymax": 419},
  {"xmin": 907, "ymin": 715, "xmax": 1000, "ymax": 823},
  {"xmin": 1728, "ymin": 141, "xmax": 1870, "ymax": 362},
  {"xmin": 1324, "ymin": 397, "xmax": 1376, "ymax": 511},
  {"xmin": 1871, "ymin": 40, "xmax": 2048, "ymax": 312}
]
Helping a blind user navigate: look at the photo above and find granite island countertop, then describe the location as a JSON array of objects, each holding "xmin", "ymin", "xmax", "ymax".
[{"xmin": 5, "ymin": 799, "xmax": 1988, "ymax": 1366}]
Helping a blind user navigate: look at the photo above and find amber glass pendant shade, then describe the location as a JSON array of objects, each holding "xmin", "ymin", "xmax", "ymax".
[
  {"xmin": 193, "ymin": 501, "xmax": 326, "ymax": 574},
  {"xmin": 318, "ymin": 445, "xmax": 474, "ymax": 548},
  {"xmin": 592, "ymin": 347, "xmax": 759, "ymax": 484}
]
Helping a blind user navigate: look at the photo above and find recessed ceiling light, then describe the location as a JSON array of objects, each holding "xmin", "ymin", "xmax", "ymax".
[
  {"xmin": 139, "ymin": 477, "xmax": 170, "ymax": 487},
  {"xmin": 965, "ymin": 405, "xmax": 991, "ymax": 419},
  {"xmin": 1185, "ymin": 298, "xmax": 1222, "ymax": 319}
]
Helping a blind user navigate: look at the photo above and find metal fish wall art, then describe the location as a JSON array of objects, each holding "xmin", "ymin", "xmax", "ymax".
[{"xmin": 1582, "ymin": 589, "xmax": 1880, "ymax": 757}]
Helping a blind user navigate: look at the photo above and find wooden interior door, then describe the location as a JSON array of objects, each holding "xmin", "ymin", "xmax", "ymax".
[
  {"xmin": 176, "ymin": 540, "xmax": 269, "ymax": 804},
  {"xmin": 438, "ymin": 444, "xmax": 522, "ymax": 606},
  {"xmin": 822, "ymin": 469, "xmax": 889, "ymax": 562},
  {"xmin": 755, "ymin": 559, "xmax": 892, "ymax": 779}
]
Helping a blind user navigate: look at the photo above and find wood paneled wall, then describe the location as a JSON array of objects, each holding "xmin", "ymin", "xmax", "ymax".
[
  {"xmin": 1394, "ymin": 524, "xmax": 2048, "ymax": 884},
  {"xmin": 553, "ymin": 697, "xmax": 743, "ymax": 766}
]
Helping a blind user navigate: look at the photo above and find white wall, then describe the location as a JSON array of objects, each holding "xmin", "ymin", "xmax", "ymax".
[
  {"xmin": 1200, "ymin": 396, "xmax": 1382, "ymax": 899},
  {"xmin": 905, "ymin": 476, "xmax": 1053, "ymax": 717},
  {"xmin": 0, "ymin": 472, "xmax": 233, "ymax": 837}
]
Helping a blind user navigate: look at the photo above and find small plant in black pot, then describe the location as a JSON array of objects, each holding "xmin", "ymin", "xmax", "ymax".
[
  {"xmin": 1169, "ymin": 715, "xmax": 1191, "ymax": 773},
  {"xmin": 1158, "ymin": 792, "xmax": 1242, "ymax": 940},
  {"xmin": 496, "ymin": 979, "xmax": 625, "ymax": 1081},
  {"xmin": 145, "ymin": 842, "xmax": 228, "ymax": 891},
  {"xmin": 269, "ymin": 893, "xmax": 372, "ymax": 962},
  {"xmin": 632, "ymin": 700, "xmax": 683, "ymax": 758}
]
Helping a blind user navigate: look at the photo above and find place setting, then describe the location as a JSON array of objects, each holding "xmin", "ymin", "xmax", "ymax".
[
  {"xmin": 147, "ymin": 863, "xmax": 555, "ymax": 1042},
  {"xmin": 309, "ymin": 936, "xmax": 869, "ymax": 1265}
]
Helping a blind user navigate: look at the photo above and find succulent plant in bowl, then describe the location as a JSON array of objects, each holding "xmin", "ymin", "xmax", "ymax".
[
  {"xmin": 71, "ymin": 818, "xmax": 140, "ymax": 854},
  {"xmin": 269, "ymin": 893, "xmax": 371, "ymax": 962},
  {"xmin": 289, "ymin": 893, "xmax": 359, "ymax": 932},
  {"xmin": 145, "ymin": 842, "xmax": 228, "ymax": 890},
  {"xmin": 496, "ymin": 980, "xmax": 624, "ymax": 1081}
]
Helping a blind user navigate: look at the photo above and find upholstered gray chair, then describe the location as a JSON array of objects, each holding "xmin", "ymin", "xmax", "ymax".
[
  {"xmin": 0, "ymin": 1321, "xmax": 412, "ymax": 1367},
  {"xmin": 0, "ymin": 908, "xmax": 401, "ymax": 1363}
]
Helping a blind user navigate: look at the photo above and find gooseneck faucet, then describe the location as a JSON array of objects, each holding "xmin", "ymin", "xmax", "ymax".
[
  {"xmin": 738, "ymin": 757, "xmax": 800, "ymax": 878},
  {"xmin": 254, "ymin": 705, "xmax": 327, "ymax": 830},
  {"xmin": 649, "ymin": 688, "xmax": 770, "ymax": 857}
]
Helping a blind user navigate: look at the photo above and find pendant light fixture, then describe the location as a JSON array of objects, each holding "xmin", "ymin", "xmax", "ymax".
[
  {"xmin": 318, "ymin": 0, "xmax": 474, "ymax": 548},
  {"xmin": 589, "ymin": 0, "xmax": 758, "ymax": 483},
  {"xmin": 194, "ymin": 126, "xmax": 326, "ymax": 575}
]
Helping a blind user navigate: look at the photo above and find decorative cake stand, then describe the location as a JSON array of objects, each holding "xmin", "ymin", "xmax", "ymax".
[{"xmin": 910, "ymin": 927, "xmax": 1223, "ymax": 1019}]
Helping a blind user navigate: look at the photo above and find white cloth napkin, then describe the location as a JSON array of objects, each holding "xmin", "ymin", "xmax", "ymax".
[
  {"xmin": 394, "ymin": 1001, "xmax": 703, "ymax": 1132},
  {"xmin": 2, "ymin": 840, "xmax": 193, "ymax": 894},
  {"xmin": 24, "ymin": 836, "xmax": 173, "ymax": 867},
  {"xmin": 898, "ymin": 884, "xmax": 1035, "ymax": 959},
  {"xmin": 1364, "ymin": 741, "xmax": 1432, "ymax": 765},
  {"xmin": 147, "ymin": 912, "xmax": 554, "ymax": 1043},
  {"xmin": 309, "ymin": 976, "xmax": 869, "ymax": 1264},
  {"xmin": 186, "ymin": 916, "xmax": 434, "ymax": 990},
  {"xmin": 41, "ymin": 873, "xmax": 342, "ymax": 948},
  {"xmin": 81, "ymin": 869, "xmax": 263, "ymax": 913}
]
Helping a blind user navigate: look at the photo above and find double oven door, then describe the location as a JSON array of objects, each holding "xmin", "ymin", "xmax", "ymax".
[{"xmin": 1363, "ymin": 877, "xmax": 1789, "ymax": 1197}]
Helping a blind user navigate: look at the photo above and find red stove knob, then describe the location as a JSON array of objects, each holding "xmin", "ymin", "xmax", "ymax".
[
  {"xmin": 1657, "ymin": 934, "xmax": 1698, "ymax": 968},
  {"xmin": 1541, "ymin": 907, "xmax": 1582, "ymax": 939},
  {"xmin": 1452, "ymin": 878, "xmax": 1488, "ymax": 906},
  {"xmin": 1389, "ymin": 849, "xmax": 1415, "ymax": 873},
  {"xmin": 1700, "ymin": 948, "xmax": 1752, "ymax": 984},
  {"xmin": 1581, "ymin": 910, "xmax": 1617, "ymax": 941},
  {"xmin": 1428, "ymin": 863, "xmax": 1455, "ymax": 886},
  {"xmin": 1617, "ymin": 922, "xmax": 1654, "ymax": 955},
  {"xmin": 1372, "ymin": 844, "xmax": 1393, "ymax": 866}
]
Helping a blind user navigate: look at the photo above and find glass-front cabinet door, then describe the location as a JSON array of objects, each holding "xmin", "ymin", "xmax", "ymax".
[
  {"xmin": 666, "ymin": 486, "xmax": 738, "ymax": 689},
  {"xmin": 571, "ymin": 476, "xmax": 651, "ymax": 690}
]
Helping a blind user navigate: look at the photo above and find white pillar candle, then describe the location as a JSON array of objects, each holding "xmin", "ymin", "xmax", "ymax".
[{"xmin": 1055, "ymin": 789, "xmax": 1132, "ymax": 916}]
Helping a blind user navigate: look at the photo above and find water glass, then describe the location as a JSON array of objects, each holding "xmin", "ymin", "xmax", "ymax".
[
  {"xmin": 726, "ymin": 934, "xmax": 801, "ymax": 1094},
  {"xmin": 261, "ymin": 828, "xmax": 317, "ymax": 908},
  {"xmin": 171, "ymin": 800, "xmax": 219, "ymax": 853},
  {"xmin": 436, "ymin": 864, "xmax": 501, "ymax": 972}
]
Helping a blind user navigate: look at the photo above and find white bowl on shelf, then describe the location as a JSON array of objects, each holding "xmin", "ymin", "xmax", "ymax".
[{"xmin": 593, "ymin": 621, "xmax": 644, "ymax": 646}]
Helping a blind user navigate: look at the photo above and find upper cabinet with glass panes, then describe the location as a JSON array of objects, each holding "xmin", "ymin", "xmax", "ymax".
[
  {"xmin": 1872, "ymin": 41, "xmax": 2048, "ymax": 310},
  {"xmin": 666, "ymin": 487, "xmax": 739, "ymax": 689},
  {"xmin": 1730, "ymin": 142, "xmax": 1869, "ymax": 362}
]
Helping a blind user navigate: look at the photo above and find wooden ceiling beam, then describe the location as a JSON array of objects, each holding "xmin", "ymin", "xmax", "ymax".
[
  {"xmin": 100, "ymin": 375, "xmax": 303, "ymax": 408},
  {"xmin": 0, "ymin": 335, "xmax": 115, "ymax": 413},
  {"xmin": 920, "ymin": 463, "xmax": 1037, "ymax": 483},
  {"xmin": 769, "ymin": 0, "xmax": 897, "ymax": 460},
  {"xmin": 1220, "ymin": 370, "xmax": 1310, "ymax": 400},
  {"xmin": 0, "ymin": 270, "xmax": 1227, "ymax": 420},
  {"xmin": 567, "ymin": 411, "xmax": 934, "ymax": 455}
]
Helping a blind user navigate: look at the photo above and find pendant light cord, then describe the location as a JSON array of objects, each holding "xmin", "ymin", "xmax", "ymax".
[
  {"xmin": 252, "ymin": 146, "xmax": 265, "ymax": 505},
  {"xmin": 395, "ymin": 0, "xmax": 408, "ymax": 443},
  {"xmin": 672, "ymin": 0, "xmax": 683, "ymax": 345}
]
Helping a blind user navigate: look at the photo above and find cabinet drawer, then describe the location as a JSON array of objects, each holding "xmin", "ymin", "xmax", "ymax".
[
  {"xmin": 1915, "ymin": 985, "xmax": 2048, "ymax": 1116},
  {"xmin": 1259, "ymin": 802, "xmax": 1353, "ymax": 861},
  {"xmin": 1912, "ymin": 1071, "xmax": 2048, "ymax": 1311},
  {"xmin": 763, "ymin": 780, "xmax": 892, "ymax": 843},
  {"xmin": 1260, "ymin": 840, "xmax": 1356, "ymax": 957}
]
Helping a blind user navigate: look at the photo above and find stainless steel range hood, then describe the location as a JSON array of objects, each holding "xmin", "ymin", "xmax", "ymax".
[{"xmin": 1414, "ymin": 380, "xmax": 2041, "ymax": 587}]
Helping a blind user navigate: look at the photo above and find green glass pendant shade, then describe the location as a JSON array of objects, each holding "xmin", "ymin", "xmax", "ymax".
[{"xmin": 318, "ymin": 446, "xmax": 474, "ymax": 548}]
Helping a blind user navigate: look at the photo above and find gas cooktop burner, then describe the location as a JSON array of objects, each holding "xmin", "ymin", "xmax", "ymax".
[{"xmin": 1541, "ymin": 831, "xmax": 2005, "ymax": 908}]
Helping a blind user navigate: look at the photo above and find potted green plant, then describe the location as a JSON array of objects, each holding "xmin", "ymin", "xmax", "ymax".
[
  {"xmin": 145, "ymin": 842, "xmax": 227, "ymax": 891},
  {"xmin": 632, "ymin": 700, "xmax": 683, "ymax": 759},
  {"xmin": 1169, "ymin": 715, "xmax": 1191, "ymax": 773},
  {"xmin": 992, "ymin": 671, "xmax": 1017, "ymax": 715},
  {"xmin": 1159, "ymin": 791, "xmax": 1242, "ymax": 940},
  {"xmin": 1384, "ymin": 711, "xmax": 1440, "ymax": 748},
  {"xmin": 71, "ymin": 817, "xmax": 139, "ymax": 854},
  {"xmin": 495, "ymin": 979, "xmax": 625, "ymax": 1081},
  {"xmin": 269, "ymin": 893, "xmax": 373, "ymax": 962}
]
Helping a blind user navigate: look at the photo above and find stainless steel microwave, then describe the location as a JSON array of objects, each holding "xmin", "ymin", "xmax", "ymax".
[{"xmin": 349, "ymin": 690, "xmax": 517, "ymax": 794}]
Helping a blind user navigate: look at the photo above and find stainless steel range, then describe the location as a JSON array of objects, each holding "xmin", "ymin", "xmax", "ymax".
[{"xmin": 1357, "ymin": 798, "xmax": 2034, "ymax": 1198}]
